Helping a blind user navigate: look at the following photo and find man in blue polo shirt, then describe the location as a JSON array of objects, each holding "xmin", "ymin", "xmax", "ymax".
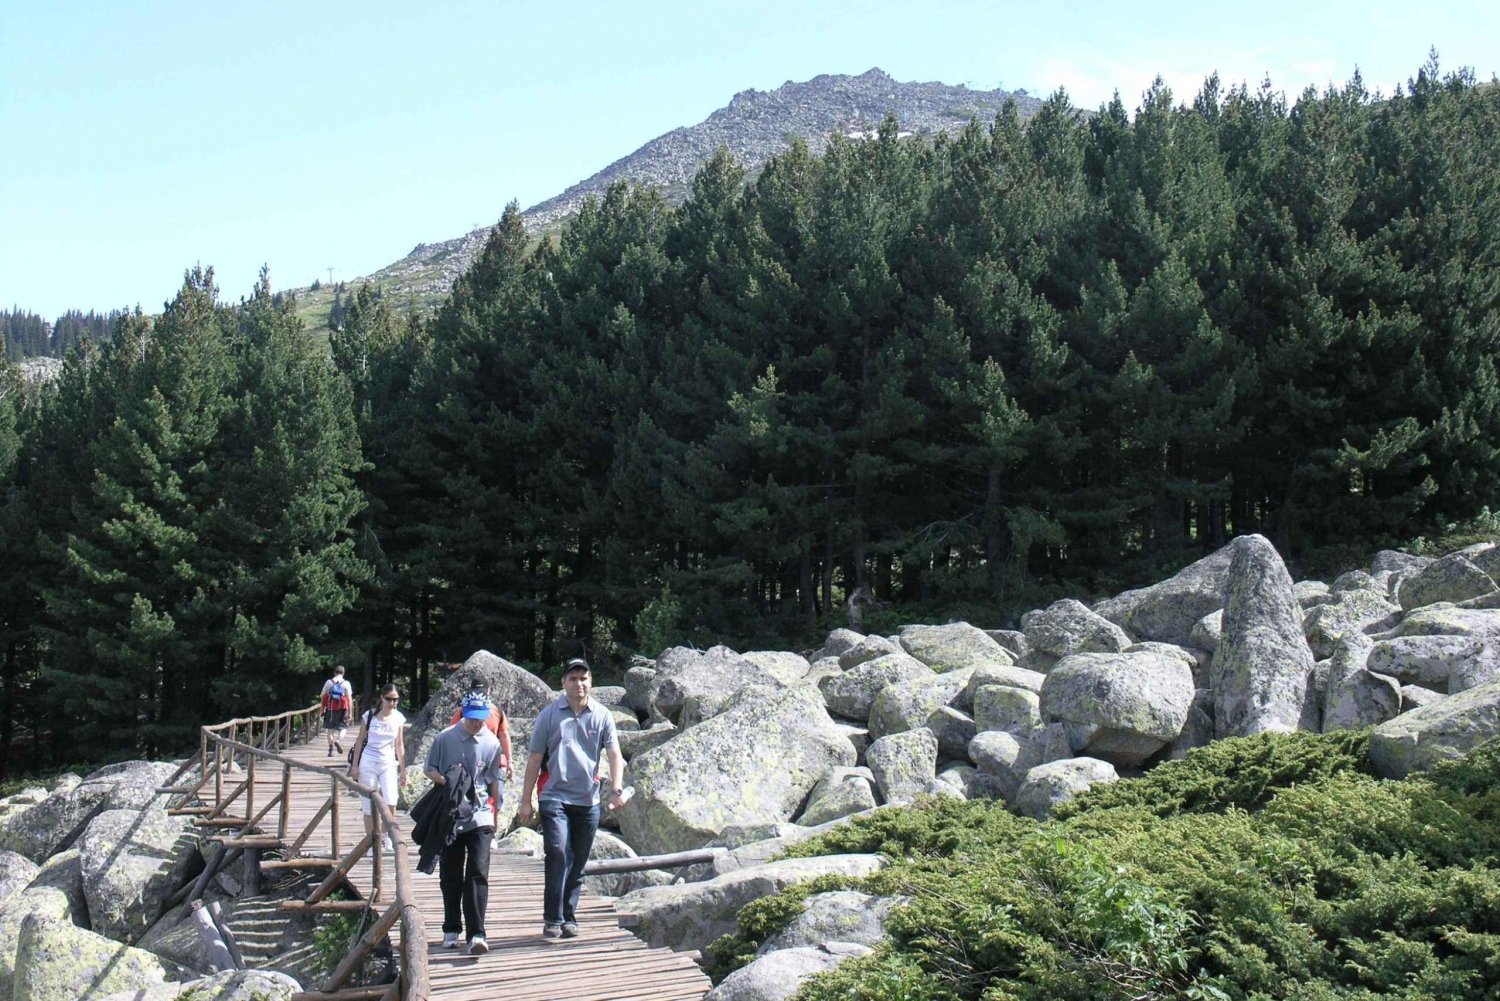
[
  {"xmin": 424, "ymin": 693, "xmax": 503, "ymax": 955},
  {"xmin": 519, "ymin": 657, "xmax": 625, "ymax": 939}
]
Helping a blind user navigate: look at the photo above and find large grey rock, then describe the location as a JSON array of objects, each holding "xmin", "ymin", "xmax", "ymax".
[
  {"xmin": 1371, "ymin": 550, "xmax": 1436, "ymax": 577},
  {"xmin": 797, "ymin": 769, "xmax": 878, "ymax": 827},
  {"xmin": 925, "ymin": 706, "xmax": 977, "ymax": 760},
  {"xmin": 1369, "ymin": 679, "xmax": 1500, "ymax": 778},
  {"xmin": 1023, "ymin": 599, "xmax": 1132, "ymax": 657},
  {"xmin": 1400, "ymin": 684, "xmax": 1445, "ymax": 712},
  {"xmin": 985, "ymin": 630, "xmax": 1029, "ymax": 658},
  {"xmin": 1302, "ymin": 588, "xmax": 1401, "ymax": 659},
  {"xmin": 1294, "ymin": 581, "xmax": 1333, "ymax": 608},
  {"xmin": 94, "ymin": 969, "xmax": 301, "ymax": 1001},
  {"xmin": 79, "ymin": 808, "xmax": 199, "ymax": 945},
  {"xmin": 1014, "ymin": 757, "xmax": 1119, "ymax": 820},
  {"xmin": 13, "ymin": 913, "xmax": 170, "ymax": 1001},
  {"xmin": 617, "ymin": 721, "xmax": 677, "ymax": 759},
  {"xmin": 866, "ymin": 729, "xmax": 938, "ymax": 805},
  {"xmin": 813, "ymin": 629, "xmax": 865, "ymax": 663},
  {"xmin": 1189, "ymin": 610, "xmax": 1222, "ymax": 652},
  {"xmin": 868, "ymin": 669, "xmax": 973, "ymax": 739},
  {"xmin": 1093, "ymin": 542, "xmax": 1236, "ymax": 645},
  {"xmin": 965, "ymin": 731, "xmax": 1038, "ymax": 801},
  {"xmin": 1462, "ymin": 542, "xmax": 1500, "ymax": 579},
  {"xmin": 0, "ymin": 773, "xmax": 114, "ymax": 863},
  {"xmin": 1383, "ymin": 606, "xmax": 1500, "ymax": 692},
  {"xmin": 1321, "ymin": 635, "xmax": 1402, "ymax": 732},
  {"xmin": 623, "ymin": 665, "xmax": 661, "ymax": 718},
  {"xmin": 1397, "ymin": 554, "xmax": 1498, "ymax": 610},
  {"xmin": 0, "ymin": 852, "xmax": 38, "ymax": 908},
  {"xmin": 742, "ymin": 651, "xmax": 813, "ymax": 687},
  {"xmin": 934, "ymin": 764, "xmax": 985, "ymax": 799},
  {"xmin": 1040, "ymin": 650, "xmax": 1195, "ymax": 766},
  {"xmin": 0, "ymin": 889, "xmax": 72, "ymax": 998},
  {"xmin": 971, "ymin": 684, "xmax": 1042, "ymax": 735},
  {"xmin": 963, "ymin": 663, "xmax": 1045, "ymax": 702},
  {"xmin": 615, "ymin": 854, "xmax": 885, "ymax": 952},
  {"xmin": 24, "ymin": 850, "xmax": 87, "ymax": 929},
  {"xmin": 818, "ymin": 654, "xmax": 931, "ymax": 721},
  {"xmin": 897, "ymin": 623, "xmax": 1012, "ymax": 673},
  {"xmin": 1167, "ymin": 690, "xmax": 1216, "ymax": 759},
  {"xmin": 659, "ymin": 646, "xmax": 790, "ymax": 724},
  {"xmin": 836, "ymin": 635, "xmax": 901, "ymax": 670},
  {"xmin": 1211, "ymin": 535, "xmax": 1317, "ymax": 737},
  {"xmin": 758, "ymin": 889, "xmax": 901, "ymax": 953},
  {"xmin": 619, "ymin": 686, "xmax": 855, "ymax": 855},
  {"xmin": 706, "ymin": 943, "xmax": 872, "ymax": 1001},
  {"xmin": 1368, "ymin": 635, "xmax": 1496, "ymax": 693}
]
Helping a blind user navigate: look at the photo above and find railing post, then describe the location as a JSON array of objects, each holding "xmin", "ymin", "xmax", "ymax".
[
  {"xmin": 244, "ymin": 751, "xmax": 256, "ymax": 824},
  {"xmin": 213, "ymin": 741, "xmax": 223, "ymax": 803},
  {"xmin": 279, "ymin": 764, "xmax": 291, "ymax": 842},
  {"xmin": 330, "ymin": 773, "xmax": 340, "ymax": 859},
  {"xmin": 371, "ymin": 800, "xmax": 383, "ymax": 903}
]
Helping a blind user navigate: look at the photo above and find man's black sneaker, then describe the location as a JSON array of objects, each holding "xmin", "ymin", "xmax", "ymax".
[{"xmin": 543, "ymin": 923, "xmax": 563, "ymax": 939}]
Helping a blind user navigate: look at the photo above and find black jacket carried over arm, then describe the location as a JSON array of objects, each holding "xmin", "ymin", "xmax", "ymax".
[{"xmin": 410, "ymin": 762, "xmax": 475, "ymax": 874}]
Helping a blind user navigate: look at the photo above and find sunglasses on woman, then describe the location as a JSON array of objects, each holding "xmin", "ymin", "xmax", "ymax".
[{"xmin": 383, "ymin": 695, "xmax": 400, "ymax": 703}]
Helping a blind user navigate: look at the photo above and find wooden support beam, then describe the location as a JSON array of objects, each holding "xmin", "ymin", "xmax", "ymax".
[
  {"xmin": 321, "ymin": 902, "xmax": 400, "ymax": 993},
  {"xmin": 287, "ymin": 797, "xmax": 333, "ymax": 855},
  {"xmin": 584, "ymin": 847, "xmax": 725, "ymax": 875},
  {"xmin": 209, "ymin": 835, "xmax": 281, "ymax": 848},
  {"xmin": 305, "ymin": 831, "xmax": 374, "ymax": 906},
  {"xmin": 291, "ymin": 986, "xmax": 392, "ymax": 1001},
  {"xmin": 259, "ymin": 857, "xmax": 338, "ymax": 871},
  {"xmin": 194, "ymin": 817, "xmax": 253, "ymax": 828},
  {"xmin": 279, "ymin": 898, "xmax": 371, "ymax": 913},
  {"xmin": 203, "ymin": 777, "xmax": 248, "ymax": 820}
]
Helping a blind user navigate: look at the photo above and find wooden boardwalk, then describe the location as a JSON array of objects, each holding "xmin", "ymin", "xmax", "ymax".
[{"xmin": 209, "ymin": 730, "xmax": 711, "ymax": 1001}]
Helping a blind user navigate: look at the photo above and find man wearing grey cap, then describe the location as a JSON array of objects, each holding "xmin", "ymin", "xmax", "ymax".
[
  {"xmin": 424, "ymin": 692, "xmax": 503, "ymax": 955},
  {"xmin": 520, "ymin": 657, "xmax": 624, "ymax": 939}
]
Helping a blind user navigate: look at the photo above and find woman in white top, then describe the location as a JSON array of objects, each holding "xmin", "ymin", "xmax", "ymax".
[{"xmin": 348, "ymin": 682, "xmax": 407, "ymax": 849}]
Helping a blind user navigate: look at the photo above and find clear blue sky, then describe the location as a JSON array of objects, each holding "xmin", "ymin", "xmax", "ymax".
[{"xmin": 2, "ymin": 0, "xmax": 1495, "ymax": 320}]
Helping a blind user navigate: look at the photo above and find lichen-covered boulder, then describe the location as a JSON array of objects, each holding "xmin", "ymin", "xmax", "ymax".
[
  {"xmin": 1400, "ymin": 684, "xmax": 1445, "ymax": 712},
  {"xmin": 897, "ymin": 623, "xmax": 1012, "ymax": 673},
  {"xmin": 1189, "ymin": 610, "xmax": 1222, "ymax": 652},
  {"xmin": 985, "ymin": 630, "xmax": 1029, "ymax": 658},
  {"xmin": 1302, "ymin": 587, "xmax": 1401, "ymax": 659},
  {"xmin": 963, "ymin": 663, "xmax": 1045, "ymax": 702},
  {"xmin": 796, "ymin": 769, "xmax": 878, "ymax": 827},
  {"xmin": 658, "ymin": 646, "xmax": 790, "ymax": 724},
  {"xmin": 623, "ymin": 665, "xmax": 660, "ymax": 718},
  {"xmin": 1397, "ymin": 553, "xmax": 1498, "ymax": 610},
  {"xmin": 758, "ymin": 890, "xmax": 902, "ymax": 953},
  {"xmin": 0, "ymin": 888, "xmax": 72, "ymax": 998},
  {"xmin": 13, "ymin": 913, "xmax": 170, "ymax": 1001},
  {"xmin": 1040, "ymin": 650, "xmax": 1195, "ymax": 766},
  {"xmin": 1321, "ymin": 635, "xmax": 1402, "ymax": 732},
  {"xmin": 1212, "ymin": 535, "xmax": 1317, "ymax": 737},
  {"xmin": 95, "ymin": 969, "xmax": 301, "ymax": 1001},
  {"xmin": 22, "ymin": 849, "xmax": 86, "ymax": 929},
  {"xmin": 1371, "ymin": 550, "xmax": 1436, "ymax": 577},
  {"xmin": 1167, "ymin": 690, "xmax": 1216, "ymax": 759},
  {"xmin": 925, "ymin": 706, "xmax": 977, "ymax": 760},
  {"xmin": 965, "ymin": 731, "xmax": 1036, "ymax": 802},
  {"xmin": 0, "ymin": 852, "xmax": 38, "ymax": 908},
  {"xmin": 1023, "ymin": 599, "xmax": 1132, "ymax": 657},
  {"xmin": 866, "ymin": 729, "xmax": 938, "ymax": 805},
  {"xmin": 619, "ymin": 686, "xmax": 855, "ymax": 855},
  {"xmin": 79, "ymin": 808, "xmax": 199, "ymax": 945},
  {"xmin": 1367, "ymin": 635, "xmax": 1493, "ymax": 692},
  {"xmin": 615, "ymin": 854, "xmax": 885, "ymax": 952},
  {"xmin": 617, "ymin": 721, "xmax": 677, "ymax": 759},
  {"xmin": 1295, "ymin": 580, "xmax": 1333, "ymax": 608},
  {"xmin": 1014, "ymin": 757, "xmax": 1119, "ymax": 820},
  {"xmin": 868, "ymin": 669, "xmax": 974, "ymax": 739},
  {"xmin": 0, "ymin": 773, "xmax": 108, "ymax": 863},
  {"xmin": 1093, "ymin": 542, "xmax": 1236, "ymax": 645},
  {"xmin": 836, "ymin": 635, "xmax": 901, "ymax": 670},
  {"xmin": 818, "ymin": 654, "xmax": 932, "ymax": 721},
  {"xmin": 707, "ymin": 943, "xmax": 873, "ymax": 1001},
  {"xmin": 742, "ymin": 651, "xmax": 813, "ymax": 686},
  {"xmin": 813, "ymin": 629, "xmax": 865, "ymax": 663},
  {"xmin": 1369, "ymin": 679, "xmax": 1500, "ymax": 778},
  {"xmin": 972, "ymin": 684, "xmax": 1042, "ymax": 736}
]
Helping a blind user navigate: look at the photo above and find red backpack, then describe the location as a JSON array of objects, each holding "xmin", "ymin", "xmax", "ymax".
[{"xmin": 323, "ymin": 678, "xmax": 351, "ymax": 712}]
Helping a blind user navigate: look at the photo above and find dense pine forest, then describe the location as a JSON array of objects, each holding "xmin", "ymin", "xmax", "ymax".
[{"xmin": 0, "ymin": 61, "xmax": 1496, "ymax": 773}]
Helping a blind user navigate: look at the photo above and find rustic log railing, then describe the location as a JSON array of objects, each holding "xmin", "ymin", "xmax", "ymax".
[{"xmin": 159, "ymin": 701, "xmax": 427, "ymax": 1001}]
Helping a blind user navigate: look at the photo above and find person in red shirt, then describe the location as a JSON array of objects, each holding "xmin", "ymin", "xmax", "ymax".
[{"xmin": 449, "ymin": 686, "xmax": 514, "ymax": 780}]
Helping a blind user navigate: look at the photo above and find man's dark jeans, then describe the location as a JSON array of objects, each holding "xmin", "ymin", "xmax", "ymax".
[
  {"xmin": 539, "ymin": 799, "xmax": 599, "ymax": 924},
  {"xmin": 439, "ymin": 826, "xmax": 494, "ymax": 939}
]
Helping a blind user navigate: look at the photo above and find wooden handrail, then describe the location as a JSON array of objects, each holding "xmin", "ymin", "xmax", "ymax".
[{"xmin": 197, "ymin": 702, "xmax": 424, "ymax": 1001}]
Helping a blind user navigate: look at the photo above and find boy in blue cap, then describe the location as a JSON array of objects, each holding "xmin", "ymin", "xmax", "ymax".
[{"xmin": 424, "ymin": 692, "xmax": 503, "ymax": 954}]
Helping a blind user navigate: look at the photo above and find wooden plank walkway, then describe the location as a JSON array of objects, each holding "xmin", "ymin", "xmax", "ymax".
[{"xmin": 210, "ymin": 732, "xmax": 711, "ymax": 1001}]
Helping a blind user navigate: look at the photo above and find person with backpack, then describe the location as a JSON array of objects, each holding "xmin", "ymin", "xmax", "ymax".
[
  {"xmin": 518, "ymin": 657, "xmax": 624, "ymax": 939},
  {"xmin": 319, "ymin": 665, "xmax": 352, "ymax": 757}
]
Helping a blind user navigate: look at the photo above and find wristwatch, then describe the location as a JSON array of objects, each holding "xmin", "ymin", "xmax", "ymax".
[{"xmin": 610, "ymin": 788, "xmax": 623, "ymax": 796}]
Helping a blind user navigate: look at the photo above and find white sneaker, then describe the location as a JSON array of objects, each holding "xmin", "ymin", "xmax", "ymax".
[
  {"xmin": 468, "ymin": 936, "xmax": 488, "ymax": 955},
  {"xmin": 442, "ymin": 932, "xmax": 459, "ymax": 949}
]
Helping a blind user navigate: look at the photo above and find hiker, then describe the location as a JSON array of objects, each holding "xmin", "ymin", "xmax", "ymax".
[
  {"xmin": 448, "ymin": 683, "xmax": 515, "ymax": 781},
  {"xmin": 348, "ymin": 682, "xmax": 407, "ymax": 850},
  {"xmin": 519, "ymin": 657, "xmax": 624, "ymax": 939},
  {"xmin": 423, "ymin": 692, "xmax": 504, "ymax": 955},
  {"xmin": 319, "ymin": 665, "xmax": 352, "ymax": 757}
]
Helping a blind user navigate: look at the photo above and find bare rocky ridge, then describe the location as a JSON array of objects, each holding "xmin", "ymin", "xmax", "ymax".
[{"xmin": 351, "ymin": 68, "xmax": 1043, "ymax": 305}]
